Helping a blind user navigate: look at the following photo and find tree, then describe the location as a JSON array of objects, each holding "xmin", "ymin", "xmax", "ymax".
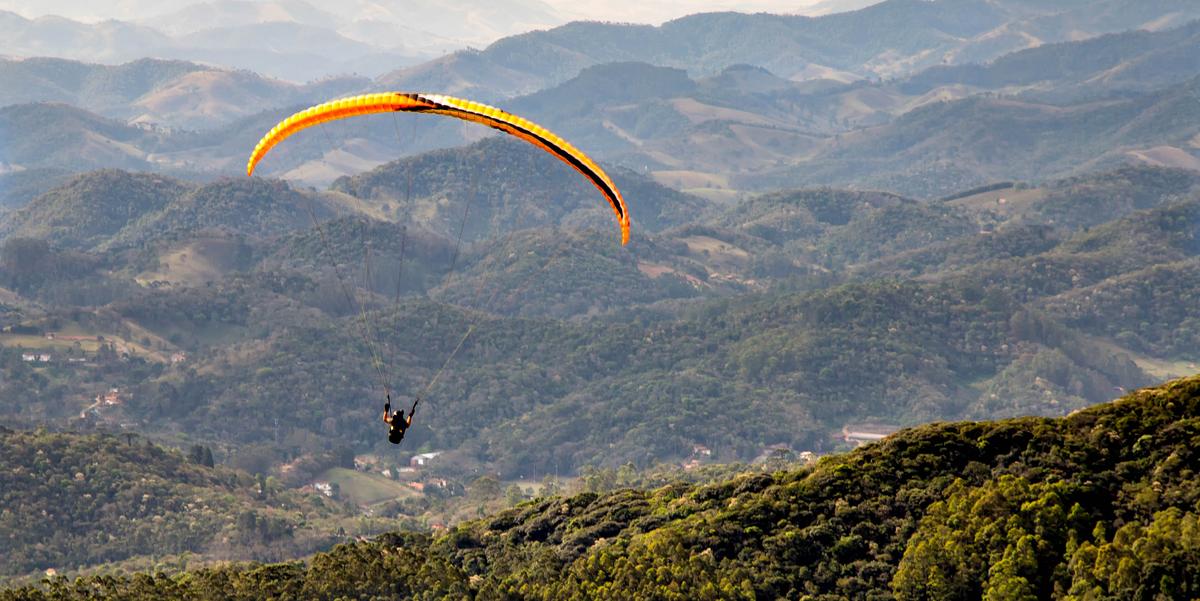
[
  {"xmin": 505, "ymin": 484, "xmax": 525, "ymax": 506},
  {"xmin": 539, "ymin": 474, "xmax": 561, "ymax": 497},
  {"xmin": 470, "ymin": 476, "xmax": 502, "ymax": 502}
]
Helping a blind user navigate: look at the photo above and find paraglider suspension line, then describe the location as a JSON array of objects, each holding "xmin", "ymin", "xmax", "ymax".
[{"xmin": 299, "ymin": 195, "xmax": 392, "ymax": 398}]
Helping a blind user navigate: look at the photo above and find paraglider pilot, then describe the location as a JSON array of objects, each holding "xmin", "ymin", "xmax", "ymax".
[{"xmin": 383, "ymin": 394, "xmax": 417, "ymax": 445}]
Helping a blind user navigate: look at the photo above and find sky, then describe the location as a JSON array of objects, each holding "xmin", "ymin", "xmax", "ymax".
[
  {"xmin": 546, "ymin": 1, "xmax": 827, "ymax": 23},
  {"xmin": 0, "ymin": 0, "xmax": 875, "ymax": 68},
  {"xmin": 0, "ymin": 0, "xmax": 831, "ymax": 25}
]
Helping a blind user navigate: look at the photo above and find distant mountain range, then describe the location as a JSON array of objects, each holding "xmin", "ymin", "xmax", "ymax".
[
  {"xmin": 0, "ymin": 7, "xmax": 430, "ymax": 81},
  {"xmin": 799, "ymin": 0, "xmax": 886, "ymax": 16},
  {"xmin": 380, "ymin": 0, "xmax": 1200, "ymax": 98},
  {"xmin": 5, "ymin": 29, "xmax": 1198, "ymax": 196},
  {"xmin": 0, "ymin": 57, "xmax": 369, "ymax": 129},
  {"xmin": 2, "ymin": 1, "xmax": 1197, "ymax": 196},
  {"xmin": 1, "ymin": 0, "xmax": 563, "ymax": 46},
  {"xmin": 0, "ymin": 0, "xmax": 569, "ymax": 80},
  {"xmin": 5, "ymin": 0, "xmax": 1198, "ymax": 85}
]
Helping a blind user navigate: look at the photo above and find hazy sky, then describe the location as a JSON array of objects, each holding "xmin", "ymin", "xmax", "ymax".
[
  {"xmin": 0, "ymin": 0, "xmax": 827, "ymax": 25},
  {"xmin": 547, "ymin": 1, "xmax": 823, "ymax": 23},
  {"xmin": 0, "ymin": 0, "xmax": 854, "ymax": 60}
]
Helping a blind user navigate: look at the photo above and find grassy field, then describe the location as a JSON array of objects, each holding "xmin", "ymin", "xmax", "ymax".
[
  {"xmin": 1129, "ymin": 355, "xmax": 1200, "ymax": 382},
  {"xmin": 136, "ymin": 241, "xmax": 228, "ymax": 288},
  {"xmin": 0, "ymin": 334, "xmax": 103, "ymax": 352},
  {"xmin": 318, "ymin": 467, "xmax": 419, "ymax": 506},
  {"xmin": 1087, "ymin": 335, "xmax": 1199, "ymax": 381},
  {"xmin": 0, "ymin": 320, "xmax": 170, "ymax": 363},
  {"xmin": 947, "ymin": 186, "xmax": 1049, "ymax": 220}
]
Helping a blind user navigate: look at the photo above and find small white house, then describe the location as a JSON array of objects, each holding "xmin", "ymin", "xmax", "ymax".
[{"xmin": 410, "ymin": 452, "xmax": 442, "ymax": 467}]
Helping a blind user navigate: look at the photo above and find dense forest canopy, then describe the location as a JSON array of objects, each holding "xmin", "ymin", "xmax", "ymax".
[
  {"xmin": 4, "ymin": 375, "xmax": 1199, "ymax": 599},
  {"xmin": 0, "ymin": 428, "xmax": 385, "ymax": 582}
]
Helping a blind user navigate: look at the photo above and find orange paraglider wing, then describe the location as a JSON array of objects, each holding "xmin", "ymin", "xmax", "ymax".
[{"xmin": 247, "ymin": 92, "xmax": 630, "ymax": 244}]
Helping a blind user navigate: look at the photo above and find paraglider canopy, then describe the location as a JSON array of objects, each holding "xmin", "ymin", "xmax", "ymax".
[{"xmin": 247, "ymin": 92, "xmax": 631, "ymax": 245}]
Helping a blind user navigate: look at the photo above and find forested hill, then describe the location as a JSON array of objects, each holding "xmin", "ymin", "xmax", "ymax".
[
  {"xmin": 7, "ymin": 374, "xmax": 1199, "ymax": 600},
  {"xmin": 0, "ymin": 428, "xmax": 368, "ymax": 584},
  {"xmin": 1, "ymin": 162, "xmax": 1195, "ymax": 481},
  {"xmin": 331, "ymin": 136, "xmax": 711, "ymax": 241}
]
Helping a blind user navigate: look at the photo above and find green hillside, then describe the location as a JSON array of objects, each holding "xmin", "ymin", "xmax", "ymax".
[
  {"xmin": 0, "ymin": 103, "xmax": 164, "ymax": 172},
  {"xmin": 0, "ymin": 428, "xmax": 362, "ymax": 584},
  {"xmin": 261, "ymin": 217, "xmax": 458, "ymax": 299},
  {"xmin": 140, "ymin": 276, "xmax": 1154, "ymax": 477},
  {"xmin": 1, "ymin": 170, "xmax": 192, "ymax": 250},
  {"xmin": 0, "ymin": 168, "xmax": 72, "ymax": 210},
  {"xmin": 1039, "ymin": 259, "xmax": 1200, "ymax": 358},
  {"xmin": 761, "ymin": 78, "xmax": 1200, "ymax": 197},
  {"xmin": 106, "ymin": 178, "xmax": 334, "ymax": 249},
  {"xmin": 0, "ymin": 57, "xmax": 204, "ymax": 111},
  {"xmin": 1, "ymin": 171, "xmax": 340, "ymax": 255},
  {"xmin": 989, "ymin": 166, "xmax": 1200, "ymax": 231},
  {"xmin": 331, "ymin": 137, "xmax": 714, "ymax": 242},
  {"xmin": 0, "ymin": 162, "xmax": 1195, "ymax": 482},
  {"xmin": 7, "ymin": 374, "xmax": 1199, "ymax": 599},
  {"xmin": 433, "ymin": 228, "xmax": 706, "ymax": 318},
  {"xmin": 713, "ymin": 188, "xmax": 978, "ymax": 267}
]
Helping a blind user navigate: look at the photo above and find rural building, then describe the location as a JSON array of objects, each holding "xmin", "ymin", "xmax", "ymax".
[
  {"xmin": 841, "ymin": 424, "xmax": 899, "ymax": 446},
  {"xmin": 410, "ymin": 452, "xmax": 442, "ymax": 467},
  {"xmin": 753, "ymin": 443, "xmax": 796, "ymax": 464},
  {"xmin": 96, "ymin": 388, "xmax": 123, "ymax": 406}
]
